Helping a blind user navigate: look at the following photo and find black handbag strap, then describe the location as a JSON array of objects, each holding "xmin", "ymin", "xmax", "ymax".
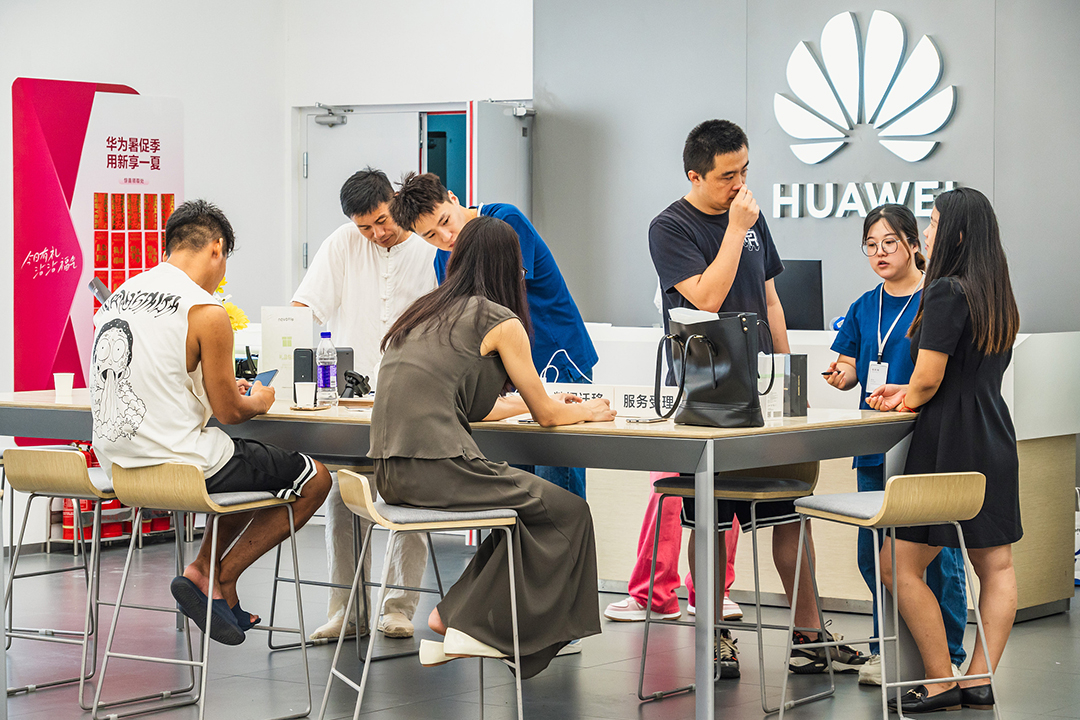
[
  {"xmin": 653, "ymin": 334, "xmax": 684, "ymax": 419},
  {"xmin": 756, "ymin": 318, "xmax": 776, "ymax": 396},
  {"xmin": 655, "ymin": 317, "xmax": 777, "ymax": 417}
]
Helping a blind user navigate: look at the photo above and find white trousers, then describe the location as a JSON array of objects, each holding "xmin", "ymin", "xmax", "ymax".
[{"xmin": 325, "ymin": 470, "xmax": 429, "ymax": 625}]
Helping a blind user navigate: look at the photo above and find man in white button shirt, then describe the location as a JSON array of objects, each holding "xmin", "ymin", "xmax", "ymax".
[{"xmin": 292, "ymin": 168, "xmax": 437, "ymax": 640}]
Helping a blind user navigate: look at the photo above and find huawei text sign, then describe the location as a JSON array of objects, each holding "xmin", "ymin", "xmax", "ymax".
[{"xmin": 773, "ymin": 180, "xmax": 955, "ymax": 219}]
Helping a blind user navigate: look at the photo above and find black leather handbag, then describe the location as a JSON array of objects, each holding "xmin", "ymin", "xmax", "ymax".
[{"xmin": 652, "ymin": 312, "xmax": 775, "ymax": 427}]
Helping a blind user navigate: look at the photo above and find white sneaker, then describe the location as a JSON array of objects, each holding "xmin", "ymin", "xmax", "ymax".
[
  {"xmin": 687, "ymin": 597, "xmax": 743, "ymax": 621},
  {"xmin": 378, "ymin": 611, "xmax": 415, "ymax": 638},
  {"xmin": 723, "ymin": 597, "xmax": 743, "ymax": 620},
  {"xmin": 858, "ymin": 653, "xmax": 882, "ymax": 685},
  {"xmin": 556, "ymin": 638, "xmax": 582, "ymax": 656},
  {"xmin": 309, "ymin": 615, "xmax": 363, "ymax": 641},
  {"xmin": 603, "ymin": 596, "xmax": 680, "ymax": 622}
]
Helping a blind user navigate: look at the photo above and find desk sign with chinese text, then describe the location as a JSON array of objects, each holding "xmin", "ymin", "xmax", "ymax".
[{"xmin": 542, "ymin": 383, "xmax": 679, "ymax": 417}]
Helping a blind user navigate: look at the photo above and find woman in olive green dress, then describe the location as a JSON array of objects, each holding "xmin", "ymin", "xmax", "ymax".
[{"xmin": 369, "ymin": 216, "xmax": 616, "ymax": 678}]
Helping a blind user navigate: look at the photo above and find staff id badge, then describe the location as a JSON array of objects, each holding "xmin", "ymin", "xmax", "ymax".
[{"xmin": 866, "ymin": 361, "xmax": 889, "ymax": 394}]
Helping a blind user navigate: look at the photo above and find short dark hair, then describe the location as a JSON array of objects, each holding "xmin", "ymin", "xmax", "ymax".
[
  {"xmin": 389, "ymin": 172, "xmax": 450, "ymax": 232},
  {"xmin": 340, "ymin": 167, "xmax": 394, "ymax": 218},
  {"xmin": 683, "ymin": 120, "xmax": 749, "ymax": 178},
  {"xmin": 164, "ymin": 199, "xmax": 235, "ymax": 256},
  {"xmin": 382, "ymin": 216, "xmax": 531, "ymax": 354}
]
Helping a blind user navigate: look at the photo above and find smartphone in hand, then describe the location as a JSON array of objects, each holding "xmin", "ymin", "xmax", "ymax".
[{"xmin": 246, "ymin": 369, "xmax": 278, "ymax": 395}]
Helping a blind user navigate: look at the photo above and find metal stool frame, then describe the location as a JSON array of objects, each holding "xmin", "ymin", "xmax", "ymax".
[
  {"xmin": 638, "ymin": 477, "xmax": 836, "ymax": 714},
  {"xmin": 265, "ymin": 514, "xmax": 446, "ymax": 663},
  {"xmin": 92, "ymin": 463, "xmax": 312, "ymax": 720},
  {"xmin": 318, "ymin": 470, "xmax": 523, "ymax": 720},
  {"xmin": 2, "ymin": 448, "xmax": 116, "ymax": 707},
  {"xmin": 778, "ymin": 472, "xmax": 1000, "ymax": 720}
]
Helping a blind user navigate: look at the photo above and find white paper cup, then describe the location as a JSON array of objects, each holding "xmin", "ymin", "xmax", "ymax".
[
  {"xmin": 295, "ymin": 382, "xmax": 317, "ymax": 408},
  {"xmin": 54, "ymin": 372, "xmax": 74, "ymax": 396}
]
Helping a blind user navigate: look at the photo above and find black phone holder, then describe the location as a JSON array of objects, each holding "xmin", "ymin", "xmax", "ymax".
[
  {"xmin": 339, "ymin": 370, "xmax": 371, "ymax": 398},
  {"xmin": 235, "ymin": 346, "xmax": 258, "ymax": 380}
]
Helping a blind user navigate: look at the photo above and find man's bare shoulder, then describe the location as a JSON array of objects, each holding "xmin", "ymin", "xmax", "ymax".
[{"xmin": 188, "ymin": 303, "xmax": 231, "ymax": 334}]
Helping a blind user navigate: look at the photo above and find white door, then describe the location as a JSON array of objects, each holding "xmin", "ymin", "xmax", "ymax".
[
  {"xmin": 299, "ymin": 110, "xmax": 420, "ymax": 282},
  {"xmin": 467, "ymin": 101, "xmax": 532, "ymax": 215}
]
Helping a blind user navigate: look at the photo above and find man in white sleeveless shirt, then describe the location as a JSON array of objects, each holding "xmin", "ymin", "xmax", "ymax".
[
  {"xmin": 292, "ymin": 168, "xmax": 437, "ymax": 641},
  {"xmin": 91, "ymin": 199, "xmax": 331, "ymax": 645}
]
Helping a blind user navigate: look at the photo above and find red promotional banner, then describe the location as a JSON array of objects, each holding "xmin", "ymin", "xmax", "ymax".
[{"xmin": 12, "ymin": 78, "xmax": 183, "ymax": 440}]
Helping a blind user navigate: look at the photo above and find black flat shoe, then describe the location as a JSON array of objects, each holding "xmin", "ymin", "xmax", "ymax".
[
  {"xmin": 961, "ymin": 683, "xmax": 994, "ymax": 710},
  {"xmin": 887, "ymin": 684, "xmax": 962, "ymax": 714}
]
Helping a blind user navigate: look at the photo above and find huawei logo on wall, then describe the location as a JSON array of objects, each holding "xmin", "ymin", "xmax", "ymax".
[{"xmin": 774, "ymin": 10, "xmax": 957, "ymax": 164}]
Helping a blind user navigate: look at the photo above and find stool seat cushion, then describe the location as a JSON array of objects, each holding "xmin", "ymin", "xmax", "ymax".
[
  {"xmin": 654, "ymin": 476, "xmax": 812, "ymax": 500},
  {"xmin": 208, "ymin": 490, "xmax": 279, "ymax": 507},
  {"xmin": 795, "ymin": 491, "xmax": 883, "ymax": 520},
  {"xmin": 88, "ymin": 466, "xmax": 114, "ymax": 495},
  {"xmin": 374, "ymin": 502, "xmax": 517, "ymax": 526}
]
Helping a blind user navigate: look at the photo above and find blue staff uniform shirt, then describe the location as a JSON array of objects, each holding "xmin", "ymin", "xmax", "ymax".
[
  {"xmin": 434, "ymin": 203, "xmax": 598, "ymax": 377},
  {"xmin": 831, "ymin": 283, "xmax": 921, "ymax": 467}
]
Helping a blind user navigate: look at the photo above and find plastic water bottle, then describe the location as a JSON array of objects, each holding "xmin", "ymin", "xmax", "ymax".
[{"xmin": 316, "ymin": 331, "xmax": 338, "ymax": 407}]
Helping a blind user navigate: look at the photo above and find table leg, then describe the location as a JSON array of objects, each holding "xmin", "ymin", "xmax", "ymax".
[
  {"xmin": 881, "ymin": 430, "xmax": 923, "ymax": 684},
  {"xmin": 694, "ymin": 439, "xmax": 715, "ymax": 720}
]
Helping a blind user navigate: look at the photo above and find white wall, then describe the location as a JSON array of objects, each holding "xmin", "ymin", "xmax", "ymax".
[{"xmin": 0, "ymin": 0, "xmax": 532, "ymax": 392}]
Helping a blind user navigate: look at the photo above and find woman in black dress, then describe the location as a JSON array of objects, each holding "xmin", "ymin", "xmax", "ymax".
[{"xmin": 868, "ymin": 187, "xmax": 1020, "ymax": 713}]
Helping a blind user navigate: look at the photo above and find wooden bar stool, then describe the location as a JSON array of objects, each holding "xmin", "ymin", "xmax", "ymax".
[
  {"xmin": 638, "ymin": 462, "xmax": 836, "ymax": 714},
  {"xmin": 92, "ymin": 462, "xmax": 312, "ymax": 720},
  {"xmin": 3, "ymin": 447, "xmax": 115, "ymax": 706},
  {"xmin": 779, "ymin": 472, "xmax": 997, "ymax": 720},
  {"xmin": 318, "ymin": 469, "xmax": 523, "ymax": 720}
]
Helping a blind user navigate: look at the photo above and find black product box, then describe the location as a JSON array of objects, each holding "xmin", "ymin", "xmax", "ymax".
[
  {"xmin": 293, "ymin": 346, "xmax": 354, "ymax": 396},
  {"xmin": 784, "ymin": 354, "xmax": 808, "ymax": 417}
]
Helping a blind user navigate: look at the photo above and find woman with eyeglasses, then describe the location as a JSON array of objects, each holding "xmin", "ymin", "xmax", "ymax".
[
  {"xmin": 868, "ymin": 188, "xmax": 1021, "ymax": 713},
  {"xmin": 369, "ymin": 215, "xmax": 616, "ymax": 679},
  {"xmin": 824, "ymin": 203, "xmax": 968, "ymax": 687}
]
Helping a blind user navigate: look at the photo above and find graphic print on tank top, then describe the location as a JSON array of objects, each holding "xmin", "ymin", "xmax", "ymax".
[{"xmin": 90, "ymin": 318, "xmax": 147, "ymax": 441}]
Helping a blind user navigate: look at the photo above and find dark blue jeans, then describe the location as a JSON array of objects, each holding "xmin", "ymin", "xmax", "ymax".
[
  {"xmin": 514, "ymin": 360, "xmax": 590, "ymax": 500},
  {"xmin": 857, "ymin": 465, "xmax": 967, "ymax": 664}
]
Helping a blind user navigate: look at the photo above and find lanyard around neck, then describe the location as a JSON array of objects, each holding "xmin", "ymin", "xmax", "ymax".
[{"xmin": 876, "ymin": 278, "xmax": 922, "ymax": 362}]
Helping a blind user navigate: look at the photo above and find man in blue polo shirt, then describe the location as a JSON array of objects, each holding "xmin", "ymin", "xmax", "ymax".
[{"xmin": 390, "ymin": 173, "xmax": 597, "ymax": 499}]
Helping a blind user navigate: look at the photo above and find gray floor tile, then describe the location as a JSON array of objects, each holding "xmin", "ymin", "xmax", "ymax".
[{"xmin": 3, "ymin": 526, "xmax": 1079, "ymax": 719}]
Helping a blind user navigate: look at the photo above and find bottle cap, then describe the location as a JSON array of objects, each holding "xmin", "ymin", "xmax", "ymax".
[{"xmin": 321, "ymin": 331, "xmax": 331, "ymax": 338}]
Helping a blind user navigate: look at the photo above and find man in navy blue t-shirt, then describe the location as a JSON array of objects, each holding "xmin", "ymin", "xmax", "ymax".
[
  {"xmin": 390, "ymin": 173, "xmax": 597, "ymax": 502},
  {"xmin": 606, "ymin": 120, "xmax": 867, "ymax": 678}
]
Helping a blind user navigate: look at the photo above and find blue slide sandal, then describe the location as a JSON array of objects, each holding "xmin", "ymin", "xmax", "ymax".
[{"xmin": 170, "ymin": 576, "xmax": 246, "ymax": 646}]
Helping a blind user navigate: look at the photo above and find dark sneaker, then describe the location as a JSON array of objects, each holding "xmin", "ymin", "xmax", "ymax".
[
  {"xmin": 789, "ymin": 630, "xmax": 829, "ymax": 674},
  {"xmin": 826, "ymin": 630, "xmax": 868, "ymax": 673},
  {"xmin": 717, "ymin": 629, "xmax": 740, "ymax": 679},
  {"xmin": 789, "ymin": 629, "xmax": 868, "ymax": 674}
]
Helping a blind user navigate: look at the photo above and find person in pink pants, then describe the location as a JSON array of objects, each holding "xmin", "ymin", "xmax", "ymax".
[{"xmin": 604, "ymin": 472, "xmax": 741, "ymax": 621}]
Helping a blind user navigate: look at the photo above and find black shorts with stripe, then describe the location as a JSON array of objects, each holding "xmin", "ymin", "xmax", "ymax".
[
  {"xmin": 680, "ymin": 492, "xmax": 799, "ymax": 533},
  {"xmin": 205, "ymin": 438, "xmax": 318, "ymax": 500}
]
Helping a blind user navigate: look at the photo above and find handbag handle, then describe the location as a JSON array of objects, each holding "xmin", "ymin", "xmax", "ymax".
[
  {"xmin": 653, "ymin": 334, "xmax": 684, "ymax": 419},
  {"xmin": 653, "ymin": 333, "xmax": 715, "ymax": 418},
  {"xmin": 755, "ymin": 317, "xmax": 776, "ymax": 397}
]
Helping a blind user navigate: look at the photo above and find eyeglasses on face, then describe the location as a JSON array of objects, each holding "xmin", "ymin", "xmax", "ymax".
[{"xmin": 861, "ymin": 238, "xmax": 901, "ymax": 256}]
